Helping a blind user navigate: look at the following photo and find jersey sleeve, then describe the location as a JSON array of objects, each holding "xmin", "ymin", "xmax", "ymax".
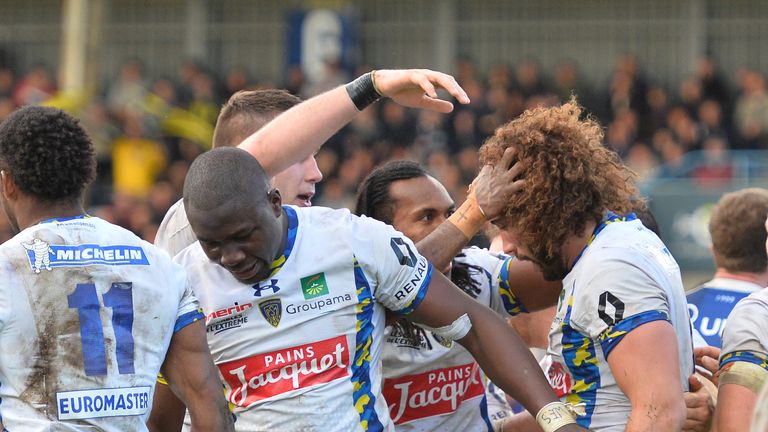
[
  {"xmin": 569, "ymin": 256, "xmax": 671, "ymax": 358},
  {"xmin": 460, "ymin": 247, "xmax": 525, "ymax": 317},
  {"xmin": 155, "ymin": 200, "xmax": 199, "ymax": 258},
  {"xmin": 495, "ymin": 256, "xmax": 529, "ymax": 317},
  {"xmin": 720, "ymin": 294, "xmax": 768, "ymax": 370},
  {"xmin": 166, "ymin": 259, "xmax": 204, "ymax": 333},
  {"xmin": 349, "ymin": 214, "xmax": 433, "ymax": 315}
]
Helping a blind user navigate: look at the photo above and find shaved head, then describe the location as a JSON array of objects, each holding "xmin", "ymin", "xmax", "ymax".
[
  {"xmin": 183, "ymin": 147, "xmax": 286, "ymax": 284},
  {"xmin": 183, "ymin": 147, "xmax": 271, "ymax": 212}
]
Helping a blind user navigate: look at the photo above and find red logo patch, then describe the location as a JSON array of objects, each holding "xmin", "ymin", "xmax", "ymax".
[
  {"xmin": 219, "ymin": 335, "xmax": 350, "ymax": 407},
  {"xmin": 547, "ymin": 361, "xmax": 572, "ymax": 397},
  {"xmin": 383, "ymin": 362, "xmax": 485, "ymax": 424}
]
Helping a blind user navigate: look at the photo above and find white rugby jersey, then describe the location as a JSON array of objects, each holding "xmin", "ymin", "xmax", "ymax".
[
  {"xmin": 0, "ymin": 216, "xmax": 202, "ymax": 431},
  {"xmin": 719, "ymin": 288, "xmax": 768, "ymax": 373},
  {"xmin": 381, "ymin": 247, "xmax": 516, "ymax": 432},
  {"xmin": 174, "ymin": 206, "xmax": 434, "ymax": 432},
  {"xmin": 544, "ymin": 214, "xmax": 693, "ymax": 431},
  {"xmin": 155, "ymin": 199, "xmax": 196, "ymax": 258}
]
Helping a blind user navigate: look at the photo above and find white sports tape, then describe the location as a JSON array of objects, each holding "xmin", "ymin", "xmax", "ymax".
[{"xmin": 422, "ymin": 313, "xmax": 472, "ymax": 341}]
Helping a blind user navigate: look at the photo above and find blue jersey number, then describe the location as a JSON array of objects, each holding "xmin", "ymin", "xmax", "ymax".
[{"xmin": 67, "ymin": 282, "xmax": 135, "ymax": 376}]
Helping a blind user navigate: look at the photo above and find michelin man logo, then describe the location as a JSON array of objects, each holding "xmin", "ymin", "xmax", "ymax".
[{"xmin": 22, "ymin": 238, "xmax": 54, "ymax": 273}]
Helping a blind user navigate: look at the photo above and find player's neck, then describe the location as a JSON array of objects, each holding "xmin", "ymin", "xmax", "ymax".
[
  {"xmin": 273, "ymin": 207, "xmax": 289, "ymax": 260},
  {"xmin": 714, "ymin": 268, "xmax": 768, "ymax": 288},
  {"xmin": 17, "ymin": 196, "xmax": 85, "ymax": 230},
  {"xmin": 564, "ymin": 219, "xmax": 598, "ymax": 271}
]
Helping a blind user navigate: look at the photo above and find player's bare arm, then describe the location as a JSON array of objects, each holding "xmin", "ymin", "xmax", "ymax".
[
  {"xmin": 238, "ymin": 69, "xmax": 470, "ymax": 178},
  {"xmin": 715, "ymin": 380, "xmax": 761, "ymax": 432},
  {"xmin": 608, "ymin": 321, "xmax": 686, "ymax": 431},
  {"xmin": 149, "ymin": 320, "xmax": 234, "ymax": 432},
  {"xmin": 147, "ymin": 381, "xmax": 185, "ymax": 432},
  {"xmin": 406, "ymin": 270, "xmax": 586, "ymax": 432}
]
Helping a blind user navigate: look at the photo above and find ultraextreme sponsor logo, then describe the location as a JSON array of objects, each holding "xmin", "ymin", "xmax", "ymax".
[
  {"xmin": 219, "ymin": 335, "xmax": 350, "ymax": 407},
  {"xmin": 286, "ymin": 293, "xmax": 353, "ymax": 315},
  {"xmin": 205, "ymin": 302, "xmax": 254, "ymax": 334},
  {"xmin": 56, "ymin": 386, "xmax": 150, "ymax": 420}
]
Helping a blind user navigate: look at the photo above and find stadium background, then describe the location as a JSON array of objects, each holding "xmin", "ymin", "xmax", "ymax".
[{"xmin": 2, "ymin": 0, "xmax": 768, "ymax": 285}]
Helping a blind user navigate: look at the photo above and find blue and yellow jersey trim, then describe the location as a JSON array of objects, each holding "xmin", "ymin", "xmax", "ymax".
[
  {"xmin": 174, "ymin": 307, "xmax": 205, "ymax": 333},
  {"xmin": 393, "ymin": 262, "xmax": 433, "ymax": 315},
  {"xmin": 572, "ymin": 212, "xmax": 637, "ymax": 267},
  {"xmin": 156, "ymin": 373, "xmax": 168, "ymax": 385},
  {"xmin": 351, "ymin": 257, "xmax": 385, "ymax": 431},
  {"xmin": 597, "ymin": 310, "xmax": 670, "ymax": 358},
  {"xmin": 498, "ymin": 257, "xmax": 528, "ymax": 316},
  {"xmin": 267, "ymin": 206, "xmax": 299, "ymax": 278},
  {"xmin": 721, "ymin": 351, "xmax": 768, "ymax": 370},
  {"xmin": 560, "ymin": 287, "xmax": 600, "ymax": 428},
  {"xmin": 38, "ymin": 214, "xmax": 92, "ymax": 225}
]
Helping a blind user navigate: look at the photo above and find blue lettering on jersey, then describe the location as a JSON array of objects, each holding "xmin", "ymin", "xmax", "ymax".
[
  {"xmin": 252, "ymin": 279, "xmax": 280, "ymax": 297},
  {"xmin": 687, "ymin": 287, "xmax": 750, "ymax": 347},
  {"xmin": 56, "ymin": 386, "xmax": 150, "ymax": 420},
  {"xmin": 24, "ymin": 241, "xmax": 148, "ymax": 270}
]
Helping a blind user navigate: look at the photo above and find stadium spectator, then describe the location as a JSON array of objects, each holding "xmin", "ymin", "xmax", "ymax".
[
  {"xmin": 735, "ymin": 69, "xmax": 768, "ymax": 148},
  {"xmin": 12, "ymin": 64, "xmax": 55, "ymax": 107}
]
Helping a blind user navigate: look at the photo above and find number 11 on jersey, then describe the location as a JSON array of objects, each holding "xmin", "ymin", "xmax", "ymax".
[{"xmin": 67, "ymin": 282, "xmax": 135, "ymax": 376}]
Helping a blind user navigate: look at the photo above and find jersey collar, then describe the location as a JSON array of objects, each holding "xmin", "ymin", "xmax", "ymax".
[
  {"xmin": 571, "ymin": 211, "xmax": 637, "ymax": 268},
  {"xmin": 267, "ymin": 206, "xmax": 299, "ymax": 278}
]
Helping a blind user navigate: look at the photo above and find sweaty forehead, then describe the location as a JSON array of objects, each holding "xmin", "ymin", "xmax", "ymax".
[
  {"xmin": 389, "ymin": 176, "xmax": 454, "ymax": 213},
  {"xmin": 188, "ymin": 199, "xmax": 263, "ymax": 239}
]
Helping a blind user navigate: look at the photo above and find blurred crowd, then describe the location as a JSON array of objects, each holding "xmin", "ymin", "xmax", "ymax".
[{"xmin": 0, "ymin": 54, "xmax": 766, "ymax": 243}]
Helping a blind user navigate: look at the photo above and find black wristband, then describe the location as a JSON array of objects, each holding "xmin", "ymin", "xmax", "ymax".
[{"xmin": 345, "ymin": 72, "xmax": 382, "ymax": 111}]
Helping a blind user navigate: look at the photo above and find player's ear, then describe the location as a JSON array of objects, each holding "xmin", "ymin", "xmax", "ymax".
[
  {"xmin": 268, "ymin": 188, "xmax": 282, "ymax": 217},
  {"xmin": 0, "ymin": 170, "xmax": 17, "ymax": 200}
]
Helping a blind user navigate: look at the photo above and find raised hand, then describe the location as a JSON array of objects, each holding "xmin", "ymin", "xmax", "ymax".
[{"xmin": 373, "ymin": 69, "xmax": 470, "ymax": 113}]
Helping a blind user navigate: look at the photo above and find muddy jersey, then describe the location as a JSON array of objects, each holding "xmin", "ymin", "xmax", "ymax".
[
  {"xmin": 687, "ymin": 277, "xmax": 762, "ymax": 348},
  {"xmin": 381, "ymin": 247, "xmax": 516, "ymax": 432},
  {"xmin": 0, "ymin": 216, "xmax": 202, "ymax": 431},
  {"xmin": 545, "ymin": 214, "xmax": 693, "ymax": 431},
  {"xmin": 174, "ymin": 206, "xmax": 433, "ymax": 432},
  {"xmin": 720, "ymin": 288, "xmax": 768, "ymax": 372},
  {"xmin": 155, "ymin": 199, "xmax": 196, "ymax": 258}
]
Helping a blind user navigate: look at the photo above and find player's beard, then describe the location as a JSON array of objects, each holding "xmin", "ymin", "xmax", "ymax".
[{"xmin": 532, "ymin": 251, "xmax": 569, "ymax": 281}]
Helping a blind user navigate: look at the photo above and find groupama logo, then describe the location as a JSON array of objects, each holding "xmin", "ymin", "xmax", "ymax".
[{"xmin": 300, "ymin": 272, "xmax": 329, "ymax": 300}]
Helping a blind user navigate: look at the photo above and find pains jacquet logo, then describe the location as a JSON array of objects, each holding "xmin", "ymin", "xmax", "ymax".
[
  {"xmin": 300, "ymin": 272, "xmax": 329, "ymax": 300},
  {"xmin": 258, "ymin": 298, "xmax": 282, "ymax": 328}
]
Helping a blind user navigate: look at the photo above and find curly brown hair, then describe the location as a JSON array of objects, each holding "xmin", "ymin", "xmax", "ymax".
[
  {"xmin": 479, "ymin": 98, "xmax": 637, "ymax": 259},
  {"xmin": 709, "ymin": 188, "xmax": 768, "ymax": 273}
]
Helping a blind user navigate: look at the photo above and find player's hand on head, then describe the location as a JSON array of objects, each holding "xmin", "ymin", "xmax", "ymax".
[
  {"xmin": 373, "ymin": 69, "xmax": 469, "ymax": 113},
  {"xmin": 472, "ymin": 146, "xmax": 525, "ymax": 221}
]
